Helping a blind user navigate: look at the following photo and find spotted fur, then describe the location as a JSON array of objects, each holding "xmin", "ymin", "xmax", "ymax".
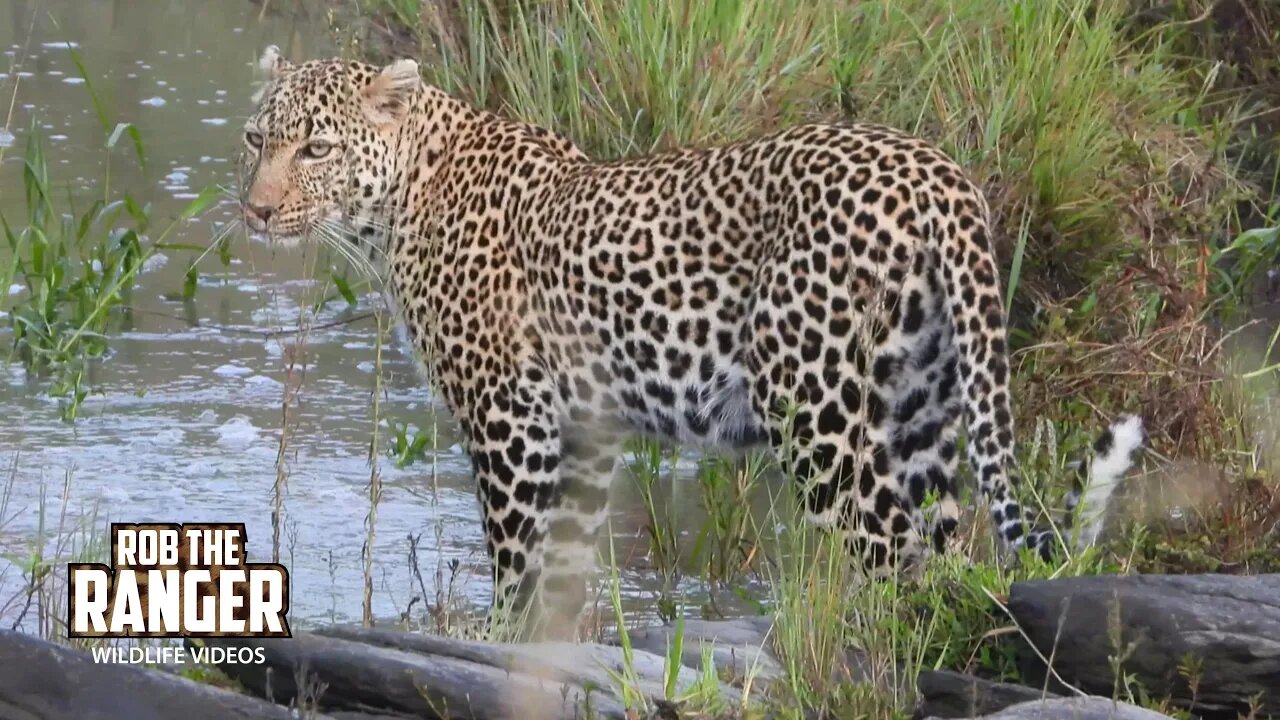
[{"xmin": 239, "ymin": 49, "xmax": 1141, "ymax": 638}]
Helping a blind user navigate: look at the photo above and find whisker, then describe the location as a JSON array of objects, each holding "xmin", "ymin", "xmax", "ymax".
[
  {"xmin": 320, "ymin": 217, "xmax": 398, "ymax": 274},
  {"xmin": 342, "ymin": 216, "xmax": 433, "ymax": 254},
  {"xmin": 313, "ymin": 225, "xmax": 362, "ymax": 271},
  {"xmin": 188, "ymin": 219, "xmax": 241, "ymax": 269},
  {"xmin": 314, "ymin": 222, "xmax": 383, "ymax": 289}
]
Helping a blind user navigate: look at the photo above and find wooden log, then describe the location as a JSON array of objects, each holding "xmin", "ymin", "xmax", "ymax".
[
  {"xmin": 914, "ymin": 669, "xmax": 1058, "ymax": 719},
  {"xmin": 924, "ymin": 696, "xmax": 1174, "ymax": 720},
  {"xmin": 614, "ymin": 615, "xmax": 878, "ymax": 692},
  {"xmin": 201, "ymin": 626, "xmax": 738, "ymax": 720},
  {"xmin": 314, "ymin": 623, "xmax": 727, "ymax": 702},
  {"xmin": 1007, "ymin": 574, "xmax": 1280, "ymax": 718},
  {"xmin": 200, "ymin": 633, "xmax": 626, "ymax": 720},
  {"xmin": 615, "ymin": 616, "xmax": 784, "ymax": 685},
  {"xmin": 0, "ymin": 629, "xmax": 334, "ymax": 720}
]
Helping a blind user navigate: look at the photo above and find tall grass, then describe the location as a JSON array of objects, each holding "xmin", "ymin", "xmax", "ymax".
[
  {"xmin": 406, "ymin": 0, "xmax": 1232, "ymax": 259},
  {"xmin": 422, "ymin": 0, "xmax": 832, "ymax": 156}
]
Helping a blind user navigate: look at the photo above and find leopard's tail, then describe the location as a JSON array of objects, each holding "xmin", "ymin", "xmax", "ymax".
[
  {"xmin": 1064, "ymin": 414, "xmax": 1145, "ymax": 549},
  {"xmin": 941, "ymin": 188, "xmax": 1143, "ymax": 558}
]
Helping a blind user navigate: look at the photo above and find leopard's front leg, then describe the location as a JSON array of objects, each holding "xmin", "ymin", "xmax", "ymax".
[{"xmin": 462, "ymin": 371, "xmax": 619, "ymax": 640}]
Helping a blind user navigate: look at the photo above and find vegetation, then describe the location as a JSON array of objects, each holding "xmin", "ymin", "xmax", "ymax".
[
  {"xmin": 1, "ymin": 0, "xmax": 1277, "ymax": 718},
  {"xmin": 1, "ymin": 101, "xmax": 222, "ymax": 420}
]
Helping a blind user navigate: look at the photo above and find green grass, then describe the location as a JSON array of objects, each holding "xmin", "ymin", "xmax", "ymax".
[{"xmin": 0, "ymin": 52, "xmax": 225, "ymax": 421}]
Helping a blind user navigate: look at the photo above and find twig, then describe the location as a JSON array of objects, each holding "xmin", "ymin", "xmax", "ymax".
[
  {"xmin": 1164, "ymin": 1, "xmax": 1218, "ymax": 28},
  {"xmin": 981, "ymin": 587, "xmax": 1087, "ymax": 697}
]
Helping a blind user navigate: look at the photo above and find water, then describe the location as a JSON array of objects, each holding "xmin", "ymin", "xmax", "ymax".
[{"xmin": 0, "ymin": 0, "xmax": 743, "ymax": 629}]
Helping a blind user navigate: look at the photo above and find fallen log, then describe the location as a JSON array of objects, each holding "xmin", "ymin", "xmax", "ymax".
[
  {"xmin": 914, "ymin": 669, "xmax": 1059, "ymax": 719},
  {"xmin": 0, "ymin": 629, "xmax": 337, "ymax": 720},
  {"xmin": 7, "ymin": 572, "xmax": 1269, "ymax": 719},
  {"xmin": 612, "ymin": 616, "xmax": 784, "ymax": 685},
  {"xmin": 202, "ymin": 626, "xmax": 736, "ymax": 720},
  {"xmin": 1007, "ymin": 573, "xmax": 1280, "ymax": 718},
  {"xmin": 924, "ymin": 696, "xmax": 1174, "ymax": 720}
]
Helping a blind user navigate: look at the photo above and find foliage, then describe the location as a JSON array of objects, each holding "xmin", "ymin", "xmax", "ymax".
[{"xmin": 1, "ymin": 56, "xmax": 224, "ymax": 421}]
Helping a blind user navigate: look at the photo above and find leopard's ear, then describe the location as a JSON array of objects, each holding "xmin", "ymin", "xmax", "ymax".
[
  {"xmin": 258, "ymin": 45, "xmax": 294, "ymax": 79},
  {"xmin": 360, "ymin": 59, "xmax": 420, "ymax": 126},
  {"xmin": 251, "ymin": 45, "xmax": 294, "ymax": 102}
]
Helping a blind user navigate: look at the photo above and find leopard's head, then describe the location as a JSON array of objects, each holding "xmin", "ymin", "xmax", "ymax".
[{"xmin": 239, "ymin": 46, "xmax": 421, "ymax": 251}]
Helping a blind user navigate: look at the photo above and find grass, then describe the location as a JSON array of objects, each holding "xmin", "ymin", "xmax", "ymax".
[
  {"xmin": 0, "ymin": 60, "xmax": 224, "ymax": 421},
  {"xmin": 1, "ymin": 0, "xmax": 1277, "ymax": 718}
]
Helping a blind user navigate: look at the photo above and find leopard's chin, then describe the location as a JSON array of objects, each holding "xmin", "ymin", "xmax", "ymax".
[
  {"xmin": 270, "ymin": 234, "xmax": 307, "ymax": 249},
  {"xmin": 245, "ymin": 229, "xmax": 306, "ymax": 248}
]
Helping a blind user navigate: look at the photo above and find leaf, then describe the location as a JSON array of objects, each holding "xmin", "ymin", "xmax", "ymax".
[
  {"xmin": 68, "ymin": 48, "xmax": 111, "ymax": 134},
  {"xmin": 183, "ymin": 264, "xmax": 199, "ymax": 301},
  {"xmin": 73, "ymin": 201, "xmax": 98, "ymax": 241},
  {"xmin": 665, "ymin": 614, "xmax": 684, "ymax": 699},
  {"xmin": 126, "ymin": 125, "xmax": 147, "ymax": 170},
  {"xmin": 1232, "ymin": 224, "xmax": 1279, "ymax": 249},
  {"xmin": 123, "ymin": 194, "xmax": 150, "ymax": 231},
  {"xmin": 22, "ymin": 132, "xmax": 51, "ymax": 221},
  {"xmin": 153, "ymin": 242, "xmax": 209, "ymax": 252},
  {"xmin": 217, "ymin": 232, "xmax": 234, "ymax": 267},
  {"xmin": 1077, "ymin": 290, "xmax": 1098, "ymax": 316},
  {"xmin": 332, "ymin": 272, "xmax": 357, "ymax": 306},
  {"xmin": 105, "ymin": 122, "xmax": 128, "ymax": 150},
  {"xmin": 28, "ymin": 226, "xmax": 48, "ymax": 276},
  {"xmin": 178, "ymin": 185, "xmax": 223, "ymax": 221},
  {"xmin": 106, "ymin": 123, "xmax": 147, "ymax": 170}
]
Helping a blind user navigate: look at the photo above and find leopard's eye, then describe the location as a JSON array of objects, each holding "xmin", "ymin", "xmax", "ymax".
[
  {"xmin": 299, "ymin": 140, "xmax": 335, "ymax": 160},
  {"xmin": 244, "ymin": 131, "xmax": 264, "ymax": 150}
]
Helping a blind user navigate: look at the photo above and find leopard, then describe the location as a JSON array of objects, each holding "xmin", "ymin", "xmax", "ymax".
[{"xmin": 237, "ymin": 47, "xmax": 1144, "ymax": 638}]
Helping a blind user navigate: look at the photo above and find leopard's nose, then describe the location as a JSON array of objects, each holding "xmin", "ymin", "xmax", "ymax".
[{"xmin": 244, "ymin": 203, "xmax": 275, "ymax": 231}]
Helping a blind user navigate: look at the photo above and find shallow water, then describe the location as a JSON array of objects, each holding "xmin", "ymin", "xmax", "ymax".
[{"xmin": 0, "ymin": 0, "xmax": 749, "ymax": 629}]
